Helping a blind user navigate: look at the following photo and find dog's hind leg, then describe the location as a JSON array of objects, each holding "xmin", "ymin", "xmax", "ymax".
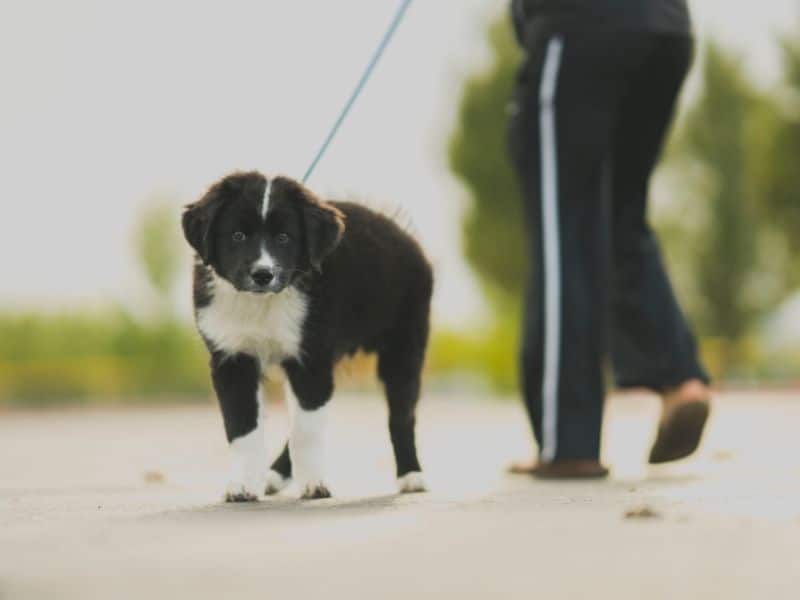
[
  {"xmin": 379, "ymin": 271, "xmax": 431, "ymax": 494},
  {"xmin": 265, "ymin": 442, "xmax": 292, "ymax": 495},
  {"xmin": 379, "ymin": 277, "xmax": 431, "ymax": 494},
  {"xmin": 378, "ymin": 344, "xmax": 428, "ymax": 494}
]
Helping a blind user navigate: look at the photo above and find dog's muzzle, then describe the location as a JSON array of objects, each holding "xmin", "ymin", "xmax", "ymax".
[{"xmin": 247, "ymin": 267, "xmax": 288, "ymax": 294}]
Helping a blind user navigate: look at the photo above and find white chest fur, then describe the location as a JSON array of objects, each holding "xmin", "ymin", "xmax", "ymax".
[{"xmin": 196, "ymin": 275, "xmax": 308, "ymax": 367}]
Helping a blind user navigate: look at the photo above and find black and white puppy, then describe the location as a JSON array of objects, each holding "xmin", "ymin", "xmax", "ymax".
[{"xmin": 182, "ymin": 172, "xmax": 433, "ymax": 501}]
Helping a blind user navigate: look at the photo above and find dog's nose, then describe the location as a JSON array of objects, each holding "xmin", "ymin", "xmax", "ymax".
[{"xmin": 251, "ymin": 268, "xmax": 274, "ymax": 286}]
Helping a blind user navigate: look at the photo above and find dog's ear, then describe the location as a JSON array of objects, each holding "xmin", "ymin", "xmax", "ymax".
[
  {"xmin": 304, "ymin": 199, "xmax": 345, "ymax": 273},
  {"xmin": 280, "ymin": 179, "xmax": 345, "ymax": 273},
  {"xmin": 182, "ymin": 181, "xmax": 228, "ymax": 265}
]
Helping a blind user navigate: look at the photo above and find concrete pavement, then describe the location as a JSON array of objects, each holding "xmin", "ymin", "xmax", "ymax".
[{"xmin": 1, "ymin": 391, "xmax": 799, "ymax": 599}]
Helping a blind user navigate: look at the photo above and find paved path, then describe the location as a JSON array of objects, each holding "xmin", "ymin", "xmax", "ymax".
[{"xmin": 1, "ymin": 391, "xmax": 800, "ymax": 599}]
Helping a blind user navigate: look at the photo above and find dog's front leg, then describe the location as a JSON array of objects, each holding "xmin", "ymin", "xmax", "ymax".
[
  {"xmin": 283, "ymin": 359, "xmax": 333, "ymax": 500},
  {"xmin": 210, "ymin": 352, "xmax": 266, "ymax": 502}
]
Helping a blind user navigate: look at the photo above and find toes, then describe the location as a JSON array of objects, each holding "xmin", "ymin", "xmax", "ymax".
[
  {"xmin": 264, "ymin": 470, "xmax": 291, "ymax": 496},
  {"xmin": 225, "ymin": 479, "xmax": 261, "ymax": 503},
  {"xmin": 300, "ymin": 482, "xmax": 332, "ymax": 500},
  {"xmin": 397, "ymin": 471, "xmax": 427, "ymax": 494},
  {"xmin": 224, "ymin": 488, "xmax": 259, "ymax": 503}
]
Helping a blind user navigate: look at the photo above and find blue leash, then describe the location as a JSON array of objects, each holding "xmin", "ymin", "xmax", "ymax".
[{"xmin": 302, "ymin": 0, "xmax": 414, "ymax": 184}]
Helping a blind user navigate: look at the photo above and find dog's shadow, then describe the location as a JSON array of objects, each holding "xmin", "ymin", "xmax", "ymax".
[{"xmin": 150, "ymin": 491, "xmax": 427, "ymax": 522}]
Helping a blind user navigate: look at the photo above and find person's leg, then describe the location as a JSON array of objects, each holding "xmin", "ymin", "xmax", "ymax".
[
  {"xmin": 609, "ymin": 35, "xmax": 708, "ymax": 390},
  {"xmin": 608, "ymin": 35, "xmax": 710, "ymax": 463},
  {"xmin": 509, "ymin": 29, "xmax": 642, "ymax": 472}
]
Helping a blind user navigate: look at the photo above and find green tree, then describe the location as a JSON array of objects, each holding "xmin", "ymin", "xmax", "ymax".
[
  {"xmin": 439, "ymin": 15, "xmax": 523, "ymax": 391},
  {"xmin": 663, "ymin": 40, "xmax": 800, "ymax": 375},
  {"xmin": 448, "ymin": 16, "xmax": 524, "ymax": 307},
  {"xmin": 670, "ymin": 43, "xmax": 760, "ymax": 342},
  {"xmin": 757, "ymin": 37, "xmax": 800, "ymax": 265},
  {"xmin": 134, "ymin": 199, "xmax": 183, "ymax": 316}
]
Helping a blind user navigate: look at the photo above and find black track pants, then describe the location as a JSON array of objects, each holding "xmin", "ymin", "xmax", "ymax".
[{"xmin": 508, "ymin": 28, "xmax": 709, "ymax": 462}]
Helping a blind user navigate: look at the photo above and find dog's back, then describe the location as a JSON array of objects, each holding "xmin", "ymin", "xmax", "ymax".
[{"xmin": 304, "ymin": 201, "xmax": 433, "ymax": 364}]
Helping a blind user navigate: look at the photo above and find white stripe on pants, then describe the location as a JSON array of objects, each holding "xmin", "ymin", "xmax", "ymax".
[{"xmin": 539, "ymin": 37, "xmax": 564, "ymax": 463}]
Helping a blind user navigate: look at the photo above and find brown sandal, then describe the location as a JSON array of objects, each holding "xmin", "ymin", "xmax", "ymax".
[
  {"xmin": 649, "ymin": 381, "xmax": 711, "ymax": 464},
  {"xmin": 509, "ymin": 459, "xmax": 609, "ymax": 479}
]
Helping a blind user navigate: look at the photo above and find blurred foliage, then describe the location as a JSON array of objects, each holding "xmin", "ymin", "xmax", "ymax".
[
  {"xmin": 135, "ymin": 199, "xmax": 183, "ymax": 314},
  {"xmin": 756, "ymin": 37, "xmax": 800, "ymax": 259},
  {"xmin": 428, "ymin": 301, "xmax": 520, "ymax": 392},
  {"xmin": 661, "ymin": 41, "xmax": 800, "ymax": 373},
  {"xmin": 0, "ymin": 198, "xmax": 208, "ymax": 406},
  {"xmin": 440, "ymin": 16, "xmax": 531, "ymax": 391},
  {"xmin": 444, "ymin": 14, "xmax": 800, "ymax": 387},
  {"xmin": 448, "ymin": 18, "xmax": 524, "ymax": 306},
  {"xmin": 0, "ymin": 311, "xmax": 209, "ymax": 406},
  {"xmin": 661, "ymin": 43, "xmax": 763, "ymax": 361}
]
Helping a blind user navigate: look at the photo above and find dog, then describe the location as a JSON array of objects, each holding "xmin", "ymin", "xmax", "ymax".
[{"xmin": 182, "ymin": 171, "xmax": 433, "ymax": 501}]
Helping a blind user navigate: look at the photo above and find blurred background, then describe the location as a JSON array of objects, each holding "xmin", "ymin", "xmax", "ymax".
[{"xmin": 2, "ymin": 0, "xmax": 800, "ymax": 407}]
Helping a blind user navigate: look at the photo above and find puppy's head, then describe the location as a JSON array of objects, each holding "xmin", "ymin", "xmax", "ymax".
[{"xmin": 182, "ymin": 172, "xmax": 345, "ymax": 294}]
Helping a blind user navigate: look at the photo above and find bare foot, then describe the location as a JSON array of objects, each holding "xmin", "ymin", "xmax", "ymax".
[{"xmin": 662, "ymin": 379, "xmax": 711, "ymax": 412}]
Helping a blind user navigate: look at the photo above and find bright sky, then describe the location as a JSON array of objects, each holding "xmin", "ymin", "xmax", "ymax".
[{"xmin": 1, "ymin": 0, "xmax": 797, "ymax": 324}]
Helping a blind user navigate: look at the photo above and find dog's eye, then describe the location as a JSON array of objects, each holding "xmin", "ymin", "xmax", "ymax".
[
  {"xmin": 276, "ymin": 233, "xmax": 290, "ymax": 245},
  {"xmin": 232, "ymin": 232, "xmax": 246, "ymax": 243}
]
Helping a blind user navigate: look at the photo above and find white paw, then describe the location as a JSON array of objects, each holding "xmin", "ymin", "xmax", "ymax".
[
  {"xmin": 397, "ymin": 471, "xmax": 427, "ymax": 494},
  {"xmin": 298, "ymin": 480, "xmax": 332, "ymax": 500},
  {"xmin": 264, "ymin": 469, "xmax": 291, "ymax": 495},
  {"xmin": 224, "ymin": 478, "xmax": 261, "ymax": 503},
  {"xmin": 225, "ymin": 423, "xmax": 266, "ymax": 503}
]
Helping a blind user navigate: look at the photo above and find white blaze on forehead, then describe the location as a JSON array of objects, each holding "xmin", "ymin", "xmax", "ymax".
[
  {"xmin": 256, "ymin": 177, "xmax": 276, "ymax": 272},
  {"xmin": 261, "ymin": 178, "xmax": 272, "ymax": 220}
]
